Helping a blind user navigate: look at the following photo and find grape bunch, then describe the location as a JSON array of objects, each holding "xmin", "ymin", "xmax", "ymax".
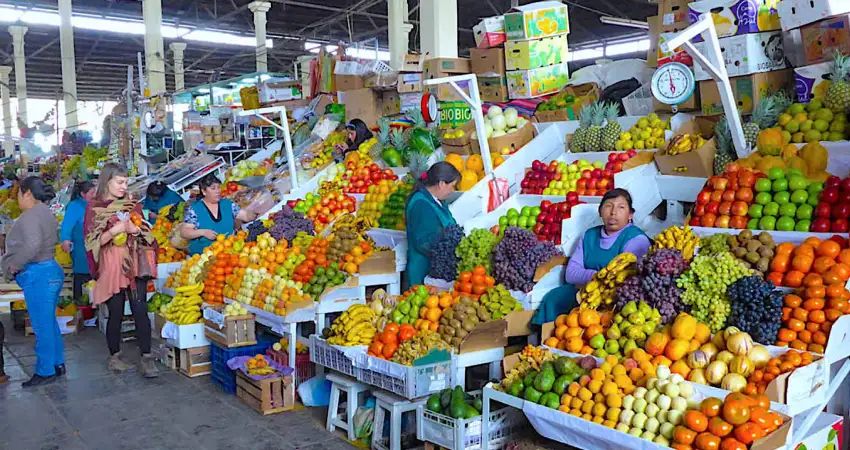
[
  {"xmin": 246, "ymin": 220, "xmax": 268, "ymax": 242},
  {"xmin": 615, "ymin": 249, "xmax": 689, "ymax": 323},
  {"xmin": 698, "ymin": 233, "xmax": 731, "ymax": 255},
  {"xmin": 676, "ymin": 251, "xmax": 751, "ymax": 332},
  {"xmin": 726, "ymin": 276, "xmax": 783, "ymax": 345},
  {"xmin": 491, "ymin": 227, "xmax": 562, "ymax": 292},
  {"xmin": 429, "ymin": 224, "xmax": 464, "ymax": 281},
  {"xmin": 269, "ymin": 206, "xmax": 316, "ymax": 241},
  {"xmin": 456, "ymin": 228, "xmax": 501, "ymax": 274}
]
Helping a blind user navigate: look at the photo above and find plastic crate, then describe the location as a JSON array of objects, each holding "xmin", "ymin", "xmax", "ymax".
[
  {"xmin": 418, "ymin": 392, "xmax": 525, "ymax": 450},
  {"xmin": 266, "ymin": 348, "xmax": 316, "ymax": 387},
  {"xmin": 309, "ymin": 335, "xmax": 359, "ymax": 377},
  {"xmin": 210, "ymin": 338, "xmax": 275, "ymax": 394},
  {"xmin": 357, "ymin": 354, "xmax": 455, "ymax": 400}
]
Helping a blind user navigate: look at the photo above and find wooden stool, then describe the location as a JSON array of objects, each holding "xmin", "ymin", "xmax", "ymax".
[
  {"xmin": 326, "ymin": 372, "xmax": 371, "ymax": 441},
  {"xmin": 371, "ymin": 390, "xmax": 427, "ymax": 450}
]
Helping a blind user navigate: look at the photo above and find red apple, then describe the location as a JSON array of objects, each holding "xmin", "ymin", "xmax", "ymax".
[
  {"xmin": 833, "ymin": 219, "xmax": 850, "ymax": 232},
  {"xmin": 701, "ymin": 213, "xmax": 717, "ymax": 227},
  {"xmin": 731, "ymin": 201, "xmax": 749, "ymax": 217},
  {"xmin": 577, "ymin": 179, "xmax": 588, "ymax": 189},
  {"xmin": 722, "ymin": 190, "xmax": 737, "ymax": 202},
  {"xmin": 719, "ymin": 201, "xmax": 732, "ymax": 216},
  {"xmin": 816, "ymin": 202, "xmax": 833, "ymax": 218},
  {"xmin": 829, "ymin": 235, "xmax": 848, "ymax": 248},
  {"xmin": 841, "ymin": 178, "xmax": 850, "ymax": 193},
  {"xmin": 608, "ymin": 153, "xmax": 619, "ymax": 162},
  {"xmin": 695, "ymin": 204, "xmax": 706, "ymax": 216},
  {"xmin": 730, "ymin": 215, "xmax": 748, "ymax": 229},
  {"xmin": 738, "ymin": 171, "xmax": 756, "ymax": 188},
  {"xmin": 626, "ymin": 149, "xmax": 637, "ymax": 158},
  {"xmin": 826, "ymin": 176, "xmax": 841, "ymax": 189},
  {"xmin": 618, "ymin": 153, "xmax": 630, "ymax": 162},
  {"xmin": 613, "ymin": 161, "xmax": 624, "ymax": 172},
  {"xmin": 713, "ymin": 177, "xmax": 729, "ymax": 190},
  {"xmin": 839, "ymin": 191, "xmax": 850, "ymax": 204},
  {"xmin": 588, "ymin": 179, "xmax": 598, "ymax": 189},
  {"xmin": 689, "ymin": 216, "xmax": 702, "ymax": 226},
  {"xmin": 715, "ymin": 214, "xmax": 731, "ymax": 228},
  {"xmin": 812, "ymin": 218, "xmax": 832, "ymax": 232},
  {"xmin": 735, "ymin": 187, "xmax": 754, "ymax": 203},
  {"xmin": 598, "ymin": 178, "xmax": 610, "ymax": 190},
  {"xmin": 822, "ymin": 187, "xmax": 840, "ymax": 204},
  {"xmin": 602, "ymin": 169, "xmax": 613, "ymax": 179},
  {"xmin": 833, "ymin": 202, "xmax": 850, "ymax": 219},
  {"xmin": 696, "ymin": 190, "xmax": 711, "ymax": 205},
  {"xmin": 706, "ymin": 201, "xmax": 720, "ymax": 215},
  {"xmin": 591, "ymin": 168, "xmax": 603, "ymax": 179},
  {"xmin": 711, "ymin": 190, "xmax": 724, "ymax": 203},
  {"xmin": 566, "ymin": 192, "xmax": 579, "ymax": 204}
]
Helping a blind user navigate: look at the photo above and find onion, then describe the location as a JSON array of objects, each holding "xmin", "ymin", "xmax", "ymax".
[
  {"xmin": 748, "ymin": 345, "xmax": 771, "ymax": 369},
  {"xmin": 715, "ymin": 350, "xmax": 735, "ymax": 365},
  {"xmin": 705, "ymin": 361, "xmax": 728, "ymax": 385},
  {"xmin": 726, "ymin": 332, "xmax": 754, "ymax": 356},
  {"xmin": 721, "ymin": 373, "xmax": 747, "ymax": 392},
  {"xmin": 699, "ymin": 343, "xmax": 719, "ymax": 362},
  {"xmin": 687, "ymin": 350, "xmax": 710, "ymax": 370}
]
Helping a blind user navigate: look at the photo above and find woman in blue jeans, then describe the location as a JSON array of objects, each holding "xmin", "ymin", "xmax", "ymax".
[{"xmin": 2, "ymin": 177, "xmax": 65, "ymax": 387}]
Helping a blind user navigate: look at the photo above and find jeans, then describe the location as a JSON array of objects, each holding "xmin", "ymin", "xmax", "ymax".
[
  {"xmin": 106, "ymin": 278, "xmax": 151, "ymax": 355},
  {"xmin": 0, "ymin": 319, "xmax": 5, "ymax": 375},
  {"xmin": 17, "ymin": 260, "xmax": 65, "ymax": 377}
]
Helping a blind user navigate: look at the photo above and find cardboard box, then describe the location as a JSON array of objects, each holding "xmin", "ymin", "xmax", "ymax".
[
  {"xmin": 400, "ymin": 92, "xmax": 423, "ymax": 113},
  {"xmin": 471, "ymin": 120, "xmax": 535, "ymax": 154},
  {"xmin": 379, "ymin": 91, "xmax": 401, "ymax": 116},
  {"xmin": 470, "ymin": 47, "xmax": 506, "ymax": 77},
  {"xmin": 688, "ymin": 0, "xmax": 781, "ymax": 41},
  {"xmin": 473, "ymin": 16, "xmax": 507, "ymax": 48},
  {"xmin": 400, "ymin": 54, "xmax": 425, "ymax": 72},
  {"xmin": 438, "ymin": 101, "xmax": 472, "ymax": 129},
  {"xmin": 440, "ymin": 120, "xmax": 476, "ymax": 147},
  {"xmin": 423, "ymin": 58, "xmax": 471, "ymax": 101},
  {"xmin": 364, "ymin": 72, "xmax": 398, "ymax": 89},
  {"xmin": 456, "ymin": 319, "xmax": 508, "ymax": 354},
  {"xmin": 505, "ymin": 310, "xmax": 535, "ymax": 337},
  {"xmin": 334, "ymin": 74, "xmax": 364, "ymax": 92},
  {"xmin": 533, "ymin": 83, "xmax": 600, "ymax": 122},
  {"xmin": 654, "ymin": 88, "xmax": 700, "ymax": 112},
  {"xmin": 506, "ymin": 63, "xmax": 569, "ymax": 99},
  {"xmin": 478, "ymin": 76, "xmax": 510, "ymax": 103},
  {"xmin": 442, "ymin": 143, "xmax": 473, "ymax": 155},
  {"xmin": 338, "ymin": 88, "xmax": 380, "ymax": 128},
  {"xmin": 397, "ymin": 73, "xmax": 422, "ymax": 93},
  {"xmin": 648, "ymin": 15, "xmax": 661, "ymax": 67},
  {"xmin": 654, "ymin": 118, "xmax": 717, "ymax": 177},
  {"xmin": 691, "ymin": 31, "xmax": 787, "ymax": 81},
  {"xmin": 699, "ymin": 69, "xmax": 792, "ymax": 115},
  {"xmin": 658, "ymin": 0, "xmax": 691, "ymax": 32},
  {"xmin": 504, "ymin": 1, "xmax": 569, "ymax": 41},
  {"xmin": 763, "ymin": 347, "xmax": 828, "ymax": 416},
  {"xmin": 258, "ymin": 81, "xmax": 302, "ymax": 104},
  {"xmin": 358, "ymin": 250, "xmax": 398, "ymax": 275},
  {"xmin": 777, "ymin": 0, "xmax": 850, "ymax": 31},
  {"xmin": 783, "ymin": 15, "xmax": 850, "ymax": 66},
  {"xmin": 794, "ymin": 62, "xmax": 830, "ymax": 103},
  {"xmin": 504, "ymin": 34, "xmax": 568, "ymax": 71},
  {"xmin": 658, "ymin": 32, "xmax": 694, "ymax": 66}
]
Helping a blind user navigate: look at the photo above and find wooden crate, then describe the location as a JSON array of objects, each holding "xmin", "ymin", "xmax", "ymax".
[
  {"xmin": 235, "ymin": 371, "xmax": 295, "ymax": 415},
  {"xmin": 157, "ymin": 344, "xmax": 180, "ymax": 370},
  {"xmin": 178, "ymin": 346, "xmax": 211, "ymax": 377},
  {"xmin": 204, "ymin": 313, "xmax": 257, "ymax": 348}
]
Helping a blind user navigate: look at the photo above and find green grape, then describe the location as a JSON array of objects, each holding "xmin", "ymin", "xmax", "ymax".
[
  {"xmin": 699, "ymin": 233, "xmax": 731, "ymax": 255},
  {"xmin": 676, "ymin": 251, "xmax": 750, "ymax": 333},
  {"xmin": 456, "ymin": 228, "xmax": 501, "ymax": 275}
]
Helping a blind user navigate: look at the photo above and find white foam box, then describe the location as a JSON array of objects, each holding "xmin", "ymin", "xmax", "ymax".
[
  {"xmin": 688, "ymin": 0, "xmax": 782, "ymax": 39},
  {"xmin": 777, "ymin": 0, "xmax": 850, "ymax": 31},
  {"xmin": 691, "ymin": 31, "xmax": 788, "ymax": 81},
  {"xmin": 166, "ymin": 323, "xmax": 209, "ymax": 349},
  {"xmin": 794, "ymin": 61, "xmax": 831, "ymax": 104}
]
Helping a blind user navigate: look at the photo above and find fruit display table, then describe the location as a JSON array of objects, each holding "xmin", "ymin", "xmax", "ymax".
[{"xmin": 224, "ymin": 298, "xmax": 314, "ymax": 369}]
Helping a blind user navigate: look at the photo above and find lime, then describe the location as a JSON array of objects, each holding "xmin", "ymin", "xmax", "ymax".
[{"xmin": 767, "ymin": 167, "xmax": 785, "ymax": 180}]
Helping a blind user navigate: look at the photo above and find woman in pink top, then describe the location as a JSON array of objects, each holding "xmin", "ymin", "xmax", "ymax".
[{"xmin": 84, "ymin": 163, "xmax": 159, "ymax": 378}]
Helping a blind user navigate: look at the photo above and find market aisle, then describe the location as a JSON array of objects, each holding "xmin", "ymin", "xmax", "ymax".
[{"xmin": 0, "ymin": 315, "xmax": 357, "ymax": 450}]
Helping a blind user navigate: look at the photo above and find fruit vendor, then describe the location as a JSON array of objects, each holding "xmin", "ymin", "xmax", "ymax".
[
  {"xmin": 334, "ymin": 119, "xmax": 374, "ymax": 159},
  {"xmin": 61, "ymin": 180, "xmax": 95, "ymax": 305},
  {"xmin": 181, "ymin": 174, "xmax": 257, "ymax": 256},
  {"xmin": 2, "ymin": 177, "xmax": 65, "ymax": 387},
  {"xmin": 533, "ymin": 188, "xmax": 651, "ymax": 325},
  {"xmin": 143, "ymin": 181, "xmax": 183, "ymax": 221},
  {"xmin": 84, "ymin": 163, "xmax": 159, "ymax": 378},
  {"xmin": 405, "ymin": 162, "xmax": 462, "ymax": 286}
]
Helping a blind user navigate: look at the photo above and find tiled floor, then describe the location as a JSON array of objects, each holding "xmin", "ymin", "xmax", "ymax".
[{"xmin": 0, "ymin": 315, "xmax": 357, "ymax": 450}]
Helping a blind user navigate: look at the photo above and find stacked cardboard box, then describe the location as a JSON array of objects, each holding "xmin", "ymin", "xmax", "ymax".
[{"xmin": 395, "ymin": 54, "xmax": 425, "ymax": 115}]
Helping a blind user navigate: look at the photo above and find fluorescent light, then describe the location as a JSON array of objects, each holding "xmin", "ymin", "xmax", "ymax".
[
  {"xmin": 570, "ymin": 47, "xmax": 604, "ymax": 62},
  {"xmin": 259, "ymin": 74, "xmax": 271, "ymax": 81},
  {"xmin": 303, "ymin": 41, "xmax": 390, "ymax": 61},
  {"xmin": 600, "ymin": 16, "xmax": 649, "ymax": 30},
  {"xmin": 241, "ymin": 77, "xmax": 257, "ymax": 83},
  {"xmin": 197, "ymin": 88, "xmax": 210, "ymax": 93},
  {"xmin": 606, "ymin": 39, "xmax": 651, "ymax": 56}
]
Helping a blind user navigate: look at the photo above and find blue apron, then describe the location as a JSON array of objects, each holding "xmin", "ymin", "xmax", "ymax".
[
  {"xmin": 405, "ymin": 190, "xmax": 456, "ymax": 286},
  {"xmin": 188, "ymin": 199, "xmax": 235, "ymax": 256},
  {"xmin": 532, "ymin": 225, "xmax": 647, "ymax": 325}
]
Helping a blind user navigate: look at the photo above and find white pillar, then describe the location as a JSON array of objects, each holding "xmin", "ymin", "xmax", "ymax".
[
  {"xmin": 143, "ymin": 0, "xmax": 166, "ymax": 95},
  {"xmin": 249, "ymin": 1, "xmax": 272, "ymax": 72},
  {"xmin": 59, "ymin": 0, "xmax": 79, "ymax": 131},
  {"xmin": 0, "ymin": 66, "xmax": 12, "ymax": 156},
  {"xmin": 170, "ymin": 42, "xmax": 187, "ymax": 91},
  {"xmin": 419, "ymin": 0, "xmax": 458, "ymax": 58},
  {"xmin": 8, "ymin": 26, "xmax": 27, "ymax": 126},
  {"xmin": 388, "ymin": 0, "xmax": 413, "ymax": 70}
]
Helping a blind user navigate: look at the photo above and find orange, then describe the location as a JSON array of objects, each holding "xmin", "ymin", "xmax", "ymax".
[{"xmin": 817, "ymin": 240, "xmax": 841, "ymax": 258}]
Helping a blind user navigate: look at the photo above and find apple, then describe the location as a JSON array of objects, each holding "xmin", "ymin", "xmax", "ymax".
[
  {"xmin": 633, "ymin": 398, "xmax": 648, "ymax": 414},
  {"xmin": 777, "ymin": 216, "xmax": 795, "ymax": 231},
  {"xmin": 730, "ymin": 216, "xmax": 748, "ymax": 229},
  {"xmin": 696, "ymin": 190, "xmax": 711, "ymax": 205},
  {"xmin": 715, "ymin": 214, "xmax": 731, "ymax": 228},
  {"xmin": 656, "ymin": 394, "xmax": 672, "ymax": 411},
  {"xmin": 690, "ymin": 216, "xmax": 702, "ymax": 226},
  {"xmin": 660, "ymin": 422, "xmax": 675, "ymax": 440},
  {"xmin": 646, "ymin": 403, "xmax": 660, "ymax": 418},
  {"xmin": 754, "ymin": 192, "xmax": 772, "ymax": 205},
  {"xmin": 833, "ymin": 202, "xmax": 850, "ymax": 219},
  {"xmin": 670, "ymin": 395, "xmax": 687, "ymax": 412},
  {"xmin": 826, "ymin": 175, "xmax": 841, "ymax": 189},
  {"xmin": 632, "ymin": 412, "xmax": 648, "ymax": 430},
  {"xmin": 754, "ymin": 178, "xmax": 772, "ymax": 192},
  {"xmin": 842, "ymin": 177, "xmax": 850, "ymax": 193},
  {"xmin": 759, "ymin": 216, "xmax": 777, "ymax": 230},
  {"xmin": 722, "ymin": 190, "xmax": 737, "ymax": 202},
  {"xmin": 736, "ymin": 187, "xmax": 754, "ymax": 202},
  {"xmin": 731, "ymin": 201, "xmax": 749, "ymax": 217},
  {"xmin": 833, "ymin": 218, "xmax": 849, "ymax": 232},
  {"xmin": 719, "ymin": 201, "xmax": 732, "ymax": 216},
  {"xmin": 620, "ymin": 409, "xmax": 636, "ymax": 426},
  {"xmin": 667, "ymin": 409, "xmax": 684, "ymax": 426},
  {"xmin": 779, "ymin": 203, "xmax": 797, "ymax": 217},
  {"xmin": 764, "ymin": 202, "xmax": 780, "ymax": 216},
  {"xmin": 822, "ymin": 187, "xmax": 840, "ymax": 204},
  {"xmin": 774, "ymin": 191, "xmax": 791, "ymax": 205},
  {"xmin": 748, "ymin": 203, "xmax": 764, "ymax": 218},
  {"xmin": 646, "ymin": 388, "xmax": 661, "ymax": 404},
  {"xmin": 812, "ymin": 217, "xmax": 832, "ymax": 232},
  {"xmin": 796, "ymin": 220, "xmax": 812, "ymax": 231},
  {"xmin": 713, "ymin": 177, "xmax": 729, "ymax": 190},
  {"xmin": 711, "ymin": 190, "xmax": 724, "ymax": 203},
  {"xmin": 702, "ymin": 213, "xmax": 717, "ymax": 227}
]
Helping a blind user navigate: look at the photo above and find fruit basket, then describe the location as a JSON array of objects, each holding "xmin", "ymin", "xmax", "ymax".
[
  {"xmin": 309, "ymin": 334, "xmax": 360, "ymax": 377},
  {"xmin": 266, "ymin": 347, "xmax": 315, "ymax": 387},
  {"xmin": 356, "ymin": 353, "xmax": 456, "ymax": 400},
  {"xmin": 417, "ymin": 391, "xmax": 526, "ymax": 450}
]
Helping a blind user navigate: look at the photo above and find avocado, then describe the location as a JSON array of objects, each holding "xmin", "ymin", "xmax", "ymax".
[
  {"xmin": 524, "ymin": 386, "xmax": 542, "ymax": 403},
  {"xmin": 507, "ymin": 380, "xmax": 524, "ymax": 397},
  {"xmin": 450, "ymin": 386, "xmax": 466, "ymax": 419},
  {"xmin": 523, "ymin": 370, "xmax": 539, "ymax": 388},
  {"xmin": 540, "ymin": 361, "xmax": 555, "ymax": 374},
  {"xmin": 554, "ymin": 356, "xmax": 579, "ymax": 376},
  {"xmin": 440, "ymin": 388, "xmax": 452, "ymax": 410},
  {"xmin": 552, "ymin": 374, "xmax": 571, "ymax": 395},
  {"xmin": 473, "ymin": 398, "xmax": 483, "ymax": 412},
  {"xmin": 533, "ymin": 370, "xmax": 556, "ymax": 393},
  {"xmin": 540, "ymin": 392, "xmax": 561, "ymax": 409},
  {"xmin": 426, "ymin": 394, "xmax": 442, "ymax": 413},
  {"xmin": 462, "ymin": 404, "xmax": 480, "ymax": 419}
]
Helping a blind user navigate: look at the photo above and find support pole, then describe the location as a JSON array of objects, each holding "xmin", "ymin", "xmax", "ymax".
[
  {"xmin": 419, "ymin": 0, "xmax": 458, "ymax": 58},
  {"xmin": 0, "ymin": 66, "xmax": 12, "ymax": 157},
  {"xmin": 58, "ymin": 0, "xmax": 79, "ymax": 131},
  {"xmin": 8, "ymin": 26, "xmax": 27, "ymax": 127},
  {"xmin": 249, "ymin": 1, "xmax": 272, "ymax": 73},
  {"xmin": 143, "ymin": 0, "xmax": 167, "ymax": 95},
  {"xmin": 170, "ymin": 42, "xmax": 187, "ymax": 91},
  {"xmin": 387, "ymin": 0, "xmax": 413, "ymax": 70}
]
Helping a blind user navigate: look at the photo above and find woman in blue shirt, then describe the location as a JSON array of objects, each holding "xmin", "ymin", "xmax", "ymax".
[
  {"xmin": 60, "ymin": 181, "xmax": 95, "ymax": 305},
  {"xmin": 180, "ymin": 175, "xmax": 257, "ymax": 255},
  {"xmin": 143, "ymin": 181, "xmax": 183, "ymax": 221}
]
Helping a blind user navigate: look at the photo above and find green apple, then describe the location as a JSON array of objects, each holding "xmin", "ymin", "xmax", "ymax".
[
  {"xmin": 518, "ymin": 216, "xmax": 529, "ymax": 228},
  {"xmin": 764, "ymin": 202, "xmax": 780, "ymax": 216},
  {"xmin": 772, "ymin": 178, "xmax": 789, "ymax": 192},
  {"xmin": 755, "ymin": 192, "xmax": 773, "ymax": 205},
  {"xmin": 748, "ymin": 203, "xmax": 764, "ymax": 219},
  {"xmin": 776, "ymin": 216, "xmax": 796, "ymax": 231},
  {"xmin": 773, "ymin": 191, "xmax": 791, "ymax": 204},
  {"xmin": 499, "ymin": 216, "xmax": 508, "ymax": 226},
  {"xmin": 747, "ymin": 218, "xmax": 759, "ymax": 230},
  {"xmin": 521, "ymin": 206, "xmax": 532, "ymax": 217},
  {"xmin": 755, "ymin": 178, "xmax": 773, "ymax": 193},
  {"xmin": 767, "ymin": 168, "xmax": 785, "ymax": 180},
  {"xmin": 797, "ymin": 204, "xmax": 814, "ymax": 220},
  {"xmin": 808, "ymin": 194, "xmax": 820, "ymax": 207},
  {"xmin": 759, "ymin": 216, "xmax": 777, "ymax": 230},
  {"xmin": 531, "ymin": 206, "xmax": 542, "ymax": 216},
  {"xmin": 795, "ymin": 220, "xmax": 812, "ymax": 232},
  {"xmin": 788, "ymin": 176, "xmax": 808, "ymax": 191},
  {"xmin": 790, "ymin": 189, "xmax": 809, "ymax": 204},
  {"xmin": 779, "ymin": 203, "xmax": 797, "ymax": 217},
  {"xmin": 808, "ymin": 181, "xmax": 824, "ymax": 196},
  {"xmin": 787, "ymin": 168, "xmax": 805, "ymax": 178}
]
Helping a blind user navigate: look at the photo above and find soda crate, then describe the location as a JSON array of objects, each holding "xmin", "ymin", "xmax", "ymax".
[
  {"xmin": 266, "ymin": 348, "xmax": 315, "ymax": 387},
  {"xmin": 309, "ymin": 335, "xmax": 359, "ymax": 377},
  {"xmin": 179, "ymin": 346, "xmax": 211, "ymax": 377},
  {"xmin": 357, "ymin": 354, "xmax": 455, "ymax": 400},
  {"xmin": 210, "ymin": 339, "xmax": 275, "ymax": 394},
  {"xmin": 204, "ymin": 306, "xmax": 257, "ymax": 348},
  {"xmin": 418, "ymin": 391, "xmax": 526, "ymax": 450},
  {"xmin": 235, "ymin": 371, "xmax": 295, "ymax": 415}
]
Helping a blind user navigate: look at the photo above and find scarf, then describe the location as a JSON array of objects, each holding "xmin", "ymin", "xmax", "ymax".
[{"xmin": 84, "ymin": 198, "xmax": 156, "ymax": 280}]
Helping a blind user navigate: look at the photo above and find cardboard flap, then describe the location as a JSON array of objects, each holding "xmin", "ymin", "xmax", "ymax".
[
  {"xmin": 288, "ymin": 298, "xmax": 314, "ymax": 313},
  {"xmin": 458, "ymin": 319, "xmax": 508, "ymax": 354},
  {"xmin": 441, "ymin": 120, "xmax": 477, "ymax": 146},
  {"xmin": 358, "ymin": 250, "xmax": 397, "ymax": 275},
  {"xmin": 506, "ymin": 310, "xmax": 535, "ymax": 337},
  {"xmin": 534, "ymin": 255, "xmax": 566, "ymax": 282},
  {"xmin": 750, "ymin": 412, "xmax": 793, "ymax": 450},
  {"xmin": 502, "ymin": 351, "xmax": 523, "ymax": 373}
]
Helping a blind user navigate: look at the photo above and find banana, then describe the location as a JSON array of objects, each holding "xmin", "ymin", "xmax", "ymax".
[{"xmin": 177, "ymin": 282, "xmax": 204, "ymax": 294}]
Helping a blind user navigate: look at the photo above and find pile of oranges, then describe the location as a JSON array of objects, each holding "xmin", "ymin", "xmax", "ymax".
[
  {"xmin": 341, "ymin": 241, "xmax": 374, "ymax": 274},
  {"xmin": 544, "ymin": 308, "xmax": 610, "ymax": 354},
  {"xmin": 767, "ymin": 237, "xmax": 850, "ymax": 288},
  {"xmin": 745, "ymin": 350, "xmax": 814, "ymax": 395},
  {"xmin": 671, "ymin": 393, "xmax": 785, "ymax": 450},
  {"xmin": 202, "ymin": 253, "xmax": 238, "ymax": 304},
  {"xmin": 292, "ymin": 238, "xmax": 329, "ymax": 283},
  {"xmin": 776, "ymin": 283, "xmax": 850, "ymax": 352},
  {"xmin": 453, "ymin": 266, "xmax": 497, "ymax": 298}
]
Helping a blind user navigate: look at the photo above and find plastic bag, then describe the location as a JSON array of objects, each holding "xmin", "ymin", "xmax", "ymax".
[
  {"xmin": 487, "ymin": 177, "xmax": 510, "ymax": 212},
  {"xmin": 297, "ymin": 373, "xmax": 332, "ymax": 407},
  {"xmin": 354, "ymin": 406, "xmax": 375, "ymax": 441}
]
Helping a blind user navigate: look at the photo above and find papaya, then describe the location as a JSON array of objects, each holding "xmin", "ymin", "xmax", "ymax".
[
  {"xmin": 799, "ymin": 142, "xmax": 827, "ymax": 173},
  {"xmin": 552, "ymin": 374, "xmax": 571, "ymax": 395},
  {"xmin": 524, "ymin": 385, "xmax": 542, "ymax": 403},
  {"xmin": 450, "ymin": 385, "xmax": 466, "ymax": 419},
  {"xmin": 440, "ymin": 388, "xmax": 452, "ymax": 410},
  {"xmin": 554, "ymin": 356, "xmax": 579, "ymax": 376},
  {"xmin": 507, "ymin": 380, "xmax": 525, "ymax": 397}
]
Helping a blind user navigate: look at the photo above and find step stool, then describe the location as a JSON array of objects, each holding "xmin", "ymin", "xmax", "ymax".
[
  {"xmin": 326, "ymin": 372, "xmax": 371, "ymax": 441},
  {"xmin": 371, "ymin": 390, "xmax": 427, "ymax": 450}
]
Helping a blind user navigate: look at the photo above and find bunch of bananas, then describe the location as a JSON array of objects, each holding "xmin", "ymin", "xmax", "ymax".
[
  {"xmin": 665, "ymin": 133, "xmax": 707, "ymax": 155},
  {"xmin": 162, "ymin": 282, "xmax": 204, "ymax": 325},
  {"xmin": 652, "ymin": 225, "xmax": 700, "ymax": 260},
  {"xmin": 327, "ymin": 304, "xmax": 377, "ymax": 346},
  {"xmin": 389, "ymin": 330, "xmax": 451, "ymax": 366},
  {"xmin": 245, "ymin": 355, "xmax": 277, "ymax": 376},
  {"xmin": 580, "ymin": 253, "xmax": 637, "ymax": 310}
]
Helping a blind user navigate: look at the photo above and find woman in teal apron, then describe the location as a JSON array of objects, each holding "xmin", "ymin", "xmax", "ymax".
[
  {"xmin": 405, "ymin": 162, "xmax": 462, "ymax": 286},
  {"xmin": 181, "ymin": 174, "xmax": 257, "ymax": 255},
  {"xmin": 143, "ymin": 181, "xmax": 183, "ymax": 221},
  {"xmin": 533, "ymin": 189, "xmax": 651, "ymax": 325}
]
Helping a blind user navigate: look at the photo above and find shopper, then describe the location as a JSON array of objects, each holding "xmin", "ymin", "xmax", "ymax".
[
  {"xmin": 2, "ymin": 176, "xmax": 65, "ymax": 387},
  {"xmin": 84, "ymin": 163, "xmax": 159, "ymax": 377},
  {"xmin": 0, "ymin": 320, "xmax": 6, "ymax": 384},
  {"xmin": 532, "ymin": 188, "xmax": 651, "ymax": 325},
  {"xmin": 61, "ymin": 180, "xmax": 95, "ymax": 305},
  {"xmin": 334, "ymin": 118, "xmax": 374, "ymax": 158},
  {"xmin": 404, "ymin": 162, "xmax": 461, "ymax": 286},
  {"xmin": 180, "ymin": 174, "xmax": 257, "ymax": 256},
  {"xmin": 143, "ymin": 181, "xmax": 183, "ymax": 221}
]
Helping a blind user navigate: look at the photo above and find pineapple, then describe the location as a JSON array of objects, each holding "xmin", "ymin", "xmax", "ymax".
[
  {"xmin": 583, "ymin": 103, "xmax": 606, "ymax": 152},
  {"xmin": 601, "ymin": 102, "xmax": 621, "ymax": 151},
  {"xmin": 714, "ymin": 116, "xmax": 735, "ymax": 174},
  {"xmin": 407, "ymin": 149, "xmax": 432, "ymax": 178},
  {"xmin": 825, "ymin": 53, "xmax": 850, "ymax": 114},
  {"xmin": 570, "ymin": 108, "xmax": 592, "ymax": 153},
  {"xmin": 378, "ymin": 117, "xmax": 391, "ymax": 147},
  {"xmin": 744, "ymin": 91, "xmax": 788, "ymax": 149}
]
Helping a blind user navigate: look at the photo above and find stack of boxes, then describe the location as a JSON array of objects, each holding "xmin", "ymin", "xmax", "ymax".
[
  {"xmin": 778, "ymin": 0, "xmax": 850, "ymax": 103},
  {"xmin": 471, "ymin": 15, "xmax": 509, "ymax": 103},
  {"xmin": 334, "ymin": 60, "xmax": 408, "ymax": 127},
  {"xmin": 423, "ymin": 57, "xmax": 473, "ymax": 129},
  {"xmin": 397, "ymin": 54, "xmax": 425, "ymax": 114}
]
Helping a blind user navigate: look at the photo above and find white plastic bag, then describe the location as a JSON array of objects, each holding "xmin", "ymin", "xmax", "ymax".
[{"xmin": 297, "ymin": 373, "xmax": 332, "ymax": 407}]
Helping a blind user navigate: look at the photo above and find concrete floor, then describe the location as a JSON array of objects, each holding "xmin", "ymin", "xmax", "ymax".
[{"xmin": 0, "ymin": 315, "xmax": 358, "ymax": 450}]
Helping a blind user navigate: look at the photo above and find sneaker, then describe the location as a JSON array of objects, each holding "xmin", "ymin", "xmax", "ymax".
[
  {"xmin": 22, "ymin": 373, "xmax": 57, "ymax": 388},
  {"xmin": 108, "ymin": 353, "xmax": 133, "ymax": 372},
  {"xmin": 55, "ymin": 364, "xmax": 66, "ymax": 376},
  {"xmin": 141, "ymin": 354, "xmax": 160, "ymax": 378}
]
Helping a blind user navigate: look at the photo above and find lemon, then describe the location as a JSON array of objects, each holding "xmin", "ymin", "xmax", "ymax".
[
  {"xmin": 112, "ymin": 233, "xmax": 128, "ymax": 246},
  {"xmin": 634, "ymin": 140, "xmax": 646, "ymax": 150}
]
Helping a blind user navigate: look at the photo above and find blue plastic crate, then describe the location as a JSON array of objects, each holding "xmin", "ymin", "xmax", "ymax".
[{"xmin": 209, "ymin": 338, "xmax": 275, "ymax": 394}]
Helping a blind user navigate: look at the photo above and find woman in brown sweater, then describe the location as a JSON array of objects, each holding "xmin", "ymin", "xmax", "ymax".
[{"xmin": 1, "ymin": 177, "xmax": 65, "ymax": 387}]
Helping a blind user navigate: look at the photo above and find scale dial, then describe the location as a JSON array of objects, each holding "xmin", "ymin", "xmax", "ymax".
[{"xmin": 651, "ymin": 62, "xmax": 696, "ymax": 106}]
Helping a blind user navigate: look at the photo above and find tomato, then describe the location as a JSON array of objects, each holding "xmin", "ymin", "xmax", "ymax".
[
  {"xmin": 700, "ymin": 398, "xmax": 723, "ymax": 418},
  {"xmin": 380, "ymin": 330, "xmax": 398, "ymax": 346},
  {"xmin": 770, "ymin": 255, "xmax": 790, "ymax": 273},
  {"xmin": 381, "ymin": 342, "xmax": 397, "ymax": 359},
  {"xmin": 734, "ymin": 422, "xmax": 764, "ymax": 445},
  {"xmin": 722, "ymin": 400, "xmax": 751, "ymax": 425},
  {"xmin": 685, "ymin": 410, "xmax": 709, "ymax": 432},
  {"xmin": 695, "ymin": 432, "xmax": 721, "ymax": 450},
  {"xmin": 708, "ymin": 417, "xmax": 733, "ymax": 437},
  {"xmin": 720, "ymin": 437, "xmax": 748, "ymax": 450},
  {"xmin": 673, "ymin": 425, "xmax": 697, "ymax": 445}
]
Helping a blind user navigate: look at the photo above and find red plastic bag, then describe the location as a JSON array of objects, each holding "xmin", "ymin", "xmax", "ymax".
[{"xmin": 487, "ymin": 177, "xmax": 510, "ymax": 212}]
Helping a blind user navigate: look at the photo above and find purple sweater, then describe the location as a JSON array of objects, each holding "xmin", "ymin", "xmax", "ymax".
[{"xmin": 565, "ymin": 224, "xmax": 651, "ymax": 285}]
